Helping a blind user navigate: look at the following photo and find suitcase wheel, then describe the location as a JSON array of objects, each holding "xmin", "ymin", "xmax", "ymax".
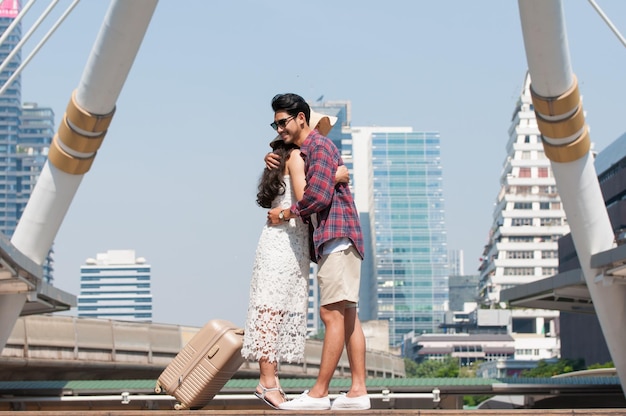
[
  {"xmin": 174, "ymin": 402, "xmax": 186, "ymax": 410},
  {"xmin": 154, "ymin": 382, "xmax": 162, "ymax": 394}
]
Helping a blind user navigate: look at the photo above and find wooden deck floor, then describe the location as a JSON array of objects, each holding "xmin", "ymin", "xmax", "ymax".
[{"xmin": 6, "ymin": 410, "xmax": 626, "ymax": 415}]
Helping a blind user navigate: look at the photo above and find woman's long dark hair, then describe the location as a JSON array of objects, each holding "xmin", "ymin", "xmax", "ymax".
[{"xmin": 256, "ymin": 141, "xmax": 300, "ymax": 208}]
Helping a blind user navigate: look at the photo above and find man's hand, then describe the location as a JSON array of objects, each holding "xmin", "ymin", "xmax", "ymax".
[
  {"xmin": 267, "ymin": 206, "xmax": 284, "ymax": 225},
  {"xmin": 335, "ymin": 165, "xmax": 350, "ymax": 185},
  {"xmin": 265, "ymin": 152, "xmax": 281, "ymax": 170}
]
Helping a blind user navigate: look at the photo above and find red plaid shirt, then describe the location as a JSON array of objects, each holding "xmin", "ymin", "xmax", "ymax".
[{"xmin": 291, "ymin": 130, "xmax": 364, "ymax": 261}]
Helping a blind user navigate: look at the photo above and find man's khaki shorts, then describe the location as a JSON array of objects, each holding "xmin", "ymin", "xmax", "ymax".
[{"xmin": 317, "ymin": 245, "xmax": 362, "ymax": 306}]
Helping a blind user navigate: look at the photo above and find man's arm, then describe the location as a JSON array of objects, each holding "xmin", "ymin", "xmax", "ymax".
[
  {"xmin": 265, "ymin": 151, "xmax": 349, "ymax": 184},
  {"xmin": 266, "ymin": 144, "xmax": 347, "ymax": 226},
  {"xmin": 292, "ymin": 142, "xmax": 336, "ymax": 218},
  {"xmin": 264, "ymin": 151, "xmax": 281, "ymax": 170}
]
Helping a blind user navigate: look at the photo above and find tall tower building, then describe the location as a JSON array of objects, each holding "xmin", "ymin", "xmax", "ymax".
[
  {"xmin": 478, "ymin": 72, "xmax": 570, "ymax": 304},
  {"xmin": 0, "ymin": 2, "xmax": 55, "ymax": 282},
  {"xmin": 77, "ymin": 250, "xmax": 153, "ymax": 322},
  {"xmin": 352, "ymin": 127, "xmax": 449, "ymax": 347},
  {"xmin": 0, "ymin": 1, "xmax": 22, "ymax": 241},
  {"xmin": 448, "ymin": 249, "xmax": 464, "ymax": 276}
]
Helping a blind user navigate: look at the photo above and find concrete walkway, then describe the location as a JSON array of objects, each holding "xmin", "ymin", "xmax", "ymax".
[{"xmin": 7, "ymin": 409, "xmax": 626, "ymax": 415}]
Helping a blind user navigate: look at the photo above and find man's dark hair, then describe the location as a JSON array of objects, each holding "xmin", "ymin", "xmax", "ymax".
[{"xmin": 271, "ymin": 93, "xmax": 310, "ymax": 125}]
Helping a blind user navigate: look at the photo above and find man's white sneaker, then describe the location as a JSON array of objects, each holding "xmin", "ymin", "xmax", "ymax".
[
  {"xmin": 278, "ymin": 390, "xmax": 331, "ymax": 410},
  {"xmin": 331, "ymin": 393, "xmax": 371, "ymax": 410}
]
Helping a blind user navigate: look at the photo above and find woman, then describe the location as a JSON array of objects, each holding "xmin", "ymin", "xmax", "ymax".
[{"xmin": 241, "ymin": 111, "xmax": 345, "ymax": 409}]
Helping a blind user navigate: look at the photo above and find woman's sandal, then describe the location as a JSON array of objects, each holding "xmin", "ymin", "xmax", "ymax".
[
  {"xmin": 275, "ymin": 375, "xmax": 287, "ymax": 398},
  {"xmin": 254, "ymin": 382, "xmax": 286, "ymax": 409}
]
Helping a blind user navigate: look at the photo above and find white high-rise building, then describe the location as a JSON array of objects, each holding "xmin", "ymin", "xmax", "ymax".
[
  {"xmin": 77, "ymin": 249, "xmax": 152, "ymax": 322},
  {"xmin": 478, "ymin": 72, "xmax": 570, "ymax": 304},
  {"xmin": 477, "ymin": 72, "xmax": 568, "ymax": 359},
  {"xmin": 448, "ymin": 249, "xmax": 464, "ymax": 276}
]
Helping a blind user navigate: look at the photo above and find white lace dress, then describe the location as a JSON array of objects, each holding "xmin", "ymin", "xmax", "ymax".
[{"xmin": 241, "ymin": 175, "xmax": 310, "ymax": 364}]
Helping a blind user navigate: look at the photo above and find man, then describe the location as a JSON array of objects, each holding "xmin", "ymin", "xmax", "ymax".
[{"xmin": 266, "ymin": 93, "xmax": 370, "ymax": 411}]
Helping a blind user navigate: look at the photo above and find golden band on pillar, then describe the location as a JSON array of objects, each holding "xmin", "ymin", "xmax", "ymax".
[
  {"xmin": 47, "ymin": 90, "xmax": 116, "ymax": 175},
  {"xmin": 542, "ymin": 125, "xmax": 591, "ymax": 164},
  {"xmin": 535, "ymin": 105, "xmax": 585, "ymax": 139},
  {"xmin": 530, "ymin": 75, "xmax": 580, "ymax": 117},
  {"xmin": 530, "ymin": 76, "xmax": 590, "ymax": 164},
  {"xmin": 65, "ymin": 90, "xmax": 115, "ymax": 132},
  {"xmin": 48, "ymin": 135, "xmax": 95, "ymax": 175}
]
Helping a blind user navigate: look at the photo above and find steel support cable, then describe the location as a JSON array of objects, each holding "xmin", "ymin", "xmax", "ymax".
[
  {"xmin": 0, "ymin": 0, "xmax": 36, "ymax": 49},
  {"xmin": 0, "ymin": 0, "xmax": 82, "ymax": 96},
  {"xmin": 587, "ymin": 0, "xmax": 626, "ymax": 48}
]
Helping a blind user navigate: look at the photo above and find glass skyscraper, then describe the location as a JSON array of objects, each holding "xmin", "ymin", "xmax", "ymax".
[
  {"xmin": 0, "ymin": 3, "xmax": 56, "ymax": 282},
  {"xmin": 78, "ymin": 250, "xmax": 153, "ymax": 322},
  {"xmin": 370, "ymin": 130, "xmax": 449, "ymax": 346},
  {"xmin": 0, "ymin": 2, "xmax": 22, "ymax": 241}
]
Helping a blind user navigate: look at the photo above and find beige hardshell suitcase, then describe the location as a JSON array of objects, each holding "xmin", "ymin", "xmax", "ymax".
[{"xmin": 155, "ymin": 319, "xmax": 244, "ymax": 410}]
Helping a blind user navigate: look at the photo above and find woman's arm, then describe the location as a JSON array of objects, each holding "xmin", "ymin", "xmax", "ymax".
[
  {"xmin": 287, "ymin": 149, "xmax": 306, "ymax": 201},
  {"xmin": 267, "ymin": 149, "xmax": 305, "ymax": 224}
]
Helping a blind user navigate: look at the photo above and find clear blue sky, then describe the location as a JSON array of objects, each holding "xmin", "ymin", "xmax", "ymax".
[{"xmin": 18, "ymin": 1, "xmax": 626, "ymax": 328}]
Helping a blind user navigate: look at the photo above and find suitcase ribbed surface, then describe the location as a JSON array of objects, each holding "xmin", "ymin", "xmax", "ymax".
[{"xmin": 157, "ymin": 319, "xmax": 244, "ymax": 410}]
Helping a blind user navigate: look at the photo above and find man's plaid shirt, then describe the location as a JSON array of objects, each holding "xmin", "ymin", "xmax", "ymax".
[{"xmin": 291, "ymin": 130, "xmax": 364, "ymax": 262}]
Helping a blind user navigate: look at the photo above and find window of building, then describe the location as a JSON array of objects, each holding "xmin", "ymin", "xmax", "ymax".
[
  {"xmin": 511, "ymin": 218, "xmax": 533, "ymax": 226},
  {"xmin": 509, "ymin": 236, "xmax": 534, "ymax": 242},
  {"xmin": 538, "ymin": 235, "xmax": 561, "ymax": 242},
  {"xmin": 519, "ymin": 167, "xmax": 531, "ymax": 178},
  {"xmin": 507, "ymin": 251, "xmax": 534, "ymax": 259},
  {"xmin": 541, "ymin": 185, "xmax": 558, "ymax": 195},
  {"xmin": 540, "ymin": 217, "xmax": 562, "ymax": 226},
  {"xmin": 542, "ymin": 251, "xmax": 558, "ymax": 259},
  {"xmin": 513, "ymin": 318, "xmax": 536, "ymax": 333},
  {"xmin": 504, "ymin": 267, "xmax": 535, "ymax": 276},
  {"xmin": 543, "ymin": 267, "xmax": 558, "ymax": 276},
  {"xmin": 513, "ymin": 202, "xmax": 532, "ymax": 210},
  {"xmin": 538, "ymin": 167, "xmax": 549, "ymax": 178}
]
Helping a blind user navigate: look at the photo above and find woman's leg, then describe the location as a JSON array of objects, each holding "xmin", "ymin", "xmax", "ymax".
[{"xmin": 257, "ymin": 357, "xmax": 285, "ymax": 406}]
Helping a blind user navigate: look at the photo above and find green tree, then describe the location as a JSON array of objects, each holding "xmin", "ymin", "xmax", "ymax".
[
  {"xmin": 459, "ymin": 360, "xmax": 481, "ymax": 378},
  {"xmin": 587, "ymin": 361, "xmax": 614, "ymax": 370},
  {"xmin": 404, "ymin": 358, "xmax": 420, "ymax": 377},
  {"xmin": 405, "ymin": 356, "xmax": 459, "ymax": 378},
  {"xmin": 521, "ymin": 358, "xmax": 585, "ymax": 377}
]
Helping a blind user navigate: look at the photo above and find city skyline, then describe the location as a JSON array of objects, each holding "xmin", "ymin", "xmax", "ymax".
[{"xmin": 12, "ymin": 1, "xmax": 626, "ymax": 328}]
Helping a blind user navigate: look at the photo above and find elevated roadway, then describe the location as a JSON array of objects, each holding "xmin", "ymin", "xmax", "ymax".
[{"xmin": 0, "ymin": 314, "xmax": 405, "ymax": 381}]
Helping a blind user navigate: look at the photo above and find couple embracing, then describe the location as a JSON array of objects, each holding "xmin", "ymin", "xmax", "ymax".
[{"xmin": 241, "ymin": 93, "xmax": 370, "ymax": 411}]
